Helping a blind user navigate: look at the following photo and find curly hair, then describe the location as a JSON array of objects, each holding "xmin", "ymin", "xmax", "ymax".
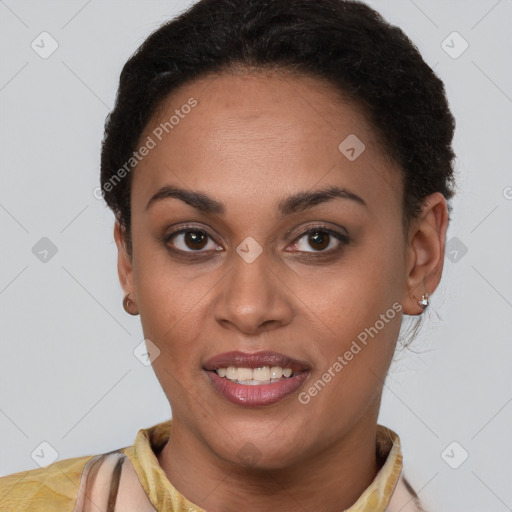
[{"xmin": 100, "ymin": 0, "xmax": 456, "ymax": 258}]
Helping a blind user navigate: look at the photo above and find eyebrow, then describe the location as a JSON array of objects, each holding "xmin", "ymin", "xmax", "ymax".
[{"xmin": 145, "ymin": 184, "xmax": 367, "ymax": 215}]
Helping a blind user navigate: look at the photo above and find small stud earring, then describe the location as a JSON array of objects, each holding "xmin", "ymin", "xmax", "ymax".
[
  {"xmin": 417, "ymin": 291, "xmax": 429, "ymax": 309},
  {"xmin": 123, "ymin": 292, "xmax": 139, "ymax": 316}
]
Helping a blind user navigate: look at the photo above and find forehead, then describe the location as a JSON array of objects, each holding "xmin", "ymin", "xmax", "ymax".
[{"xmin": 131, "ymin": 69, "xmax": 402, "ymax": 217}]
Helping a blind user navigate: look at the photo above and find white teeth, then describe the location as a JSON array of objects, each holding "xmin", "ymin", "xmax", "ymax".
[
  {"xmin": 253, "ymin": 367, "xmax": 271, "ymax": 381},
  {"xmin": 215, "ymin": 366, "xmax": 295, "ymax": 383},
  {"xmin": 270, "ymin": 366, "xmax": 283, "ymax": 379},
  {"xmin": 236, "ymin": 367, "xmax": 253, "ymax": 381}
]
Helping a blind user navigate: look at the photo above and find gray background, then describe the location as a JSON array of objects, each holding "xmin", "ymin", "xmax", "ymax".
[{"xmin": 1, "ymin": 1, "xmax": 511, "ymax": 510}]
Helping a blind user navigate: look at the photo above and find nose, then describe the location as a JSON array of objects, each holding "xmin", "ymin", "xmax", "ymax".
[{"xmin": 212, "ymin": 253, "xmax": 294, "ymax": 335}]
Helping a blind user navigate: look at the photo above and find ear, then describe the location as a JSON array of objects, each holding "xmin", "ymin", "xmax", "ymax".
[
  {"xmin": 113, "ymin": 220, "xmax": 134, "ymax": 299},
  {"xmin": 402, "ymin": 192, "xmax": 449, "ymax": 315}
]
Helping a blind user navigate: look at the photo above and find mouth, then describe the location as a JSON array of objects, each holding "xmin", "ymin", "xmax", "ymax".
[{"xmin": 203, "ymin": 350, "xmax": 311, "ymax": 406}]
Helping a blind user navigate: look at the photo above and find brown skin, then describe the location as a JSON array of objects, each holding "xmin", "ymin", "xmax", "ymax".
[{"xmin": 114, "ymin": 69, "xmax": 448, "ymax": 511}]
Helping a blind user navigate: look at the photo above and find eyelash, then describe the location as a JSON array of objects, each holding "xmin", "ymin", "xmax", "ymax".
[
  {"xmin": 289, "ymin": 225, "xmax": 350, "ymax": 257},
  {"xmin": 161, "ymin": 223, "xmax": 350, "ymax": 260}
]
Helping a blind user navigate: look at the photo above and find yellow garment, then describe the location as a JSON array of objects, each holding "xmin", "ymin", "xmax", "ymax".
[{"xmin": 0, "ymin": 420, "xmax": 421, "ymax": 511}]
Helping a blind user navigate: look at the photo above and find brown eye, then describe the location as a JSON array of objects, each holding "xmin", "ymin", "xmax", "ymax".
[
  {"xmin": 184, "ymin": 231, "xmax": 208, "ymax": 250},
  {"xmin": 307, "ymin": 231, "xmax": 330, "ymax": 251},
  {"xmin": 165, "ymin": 229, "xmax": 220, "ymax": 252},
  {"xmin": 289, "ymin": 226, "xmax": 349, "ymax": 254}
]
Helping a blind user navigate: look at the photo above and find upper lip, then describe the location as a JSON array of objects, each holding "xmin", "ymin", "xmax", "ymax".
[{"xmin": 203, "ymin": 351, "xmax": 310, "ymax": 373}]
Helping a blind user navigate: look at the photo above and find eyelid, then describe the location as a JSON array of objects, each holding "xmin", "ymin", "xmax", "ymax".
[
  {"xmin": 162, "ymin": 223, "xmax": 222, "ymax": 249},
  {"xmin": 292, "ymin": 224, "xmax": 350, "ymax": 241},
  {"xmin": 286, "ymin": 224, "xmax": 350, "ymax": 254},
  {"xmin": 162, "ymin": 222, "xmax": 350, "ymax": 254}
]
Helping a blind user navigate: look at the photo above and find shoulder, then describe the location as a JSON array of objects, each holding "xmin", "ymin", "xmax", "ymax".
[
  {"xmin": 0, "ymin": 453, "xmax": 95, "ymax": 511},
  {"xmin": 387, "ymin": 473, "xmax": 428, "ymax": 512}
]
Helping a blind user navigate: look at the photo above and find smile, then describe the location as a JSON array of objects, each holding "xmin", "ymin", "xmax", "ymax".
[
  {"xmin": 216, "ymin": 365, "xmax": 294, "ymax": 384},
  {"xmin": 203, "ymin": 351, "xmax": 311, "ymax": 406}
]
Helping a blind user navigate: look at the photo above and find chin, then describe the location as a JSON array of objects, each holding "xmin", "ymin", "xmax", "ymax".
[{"xmin": 208, "ymin": 430, "xmax": 308, "ymax": 471}]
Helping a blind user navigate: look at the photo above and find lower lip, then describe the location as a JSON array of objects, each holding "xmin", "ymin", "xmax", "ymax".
[{"xmin": 205, "ymin": 370, "xmax": 309, "ymax": 406}]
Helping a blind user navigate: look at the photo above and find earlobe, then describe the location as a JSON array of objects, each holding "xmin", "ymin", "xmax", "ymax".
[{"xmin": 402, "ymin": 192, "xmax": 449, "ymax": 316}]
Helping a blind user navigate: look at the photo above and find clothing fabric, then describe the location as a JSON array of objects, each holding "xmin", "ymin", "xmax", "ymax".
[{"xmin": 0, "ymin": 420, "xmax": 426, "ymax": 511}]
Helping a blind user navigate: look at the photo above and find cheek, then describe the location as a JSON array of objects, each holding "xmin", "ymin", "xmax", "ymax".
[
  {"xmin": 135, "ymin": 269, "xmax": 207, "ymax": 410},
  {"xmin": 298, "ymin": 231, "xmax": 404, "ymax": 340},
  {"xmin": 131, "ymin": 239, "xmax": 212, "ymax": 365},
  {"xmin": 298, "ymin": 229, "xmax": 405, "ymax": 393},
  {"xmin": 299, "ymin": 293, "xmax": 402, "ymax": 432}
]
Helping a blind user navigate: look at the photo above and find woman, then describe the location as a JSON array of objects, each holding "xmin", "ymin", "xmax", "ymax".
[{"xmin": 0, "ymin": 0, "xmax": 455, "ymax": 510}]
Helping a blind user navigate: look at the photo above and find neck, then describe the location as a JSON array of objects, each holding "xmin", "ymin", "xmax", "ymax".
[{"xmin": 157, "ymin": 414, "xmax": 382, "ymax": 512}]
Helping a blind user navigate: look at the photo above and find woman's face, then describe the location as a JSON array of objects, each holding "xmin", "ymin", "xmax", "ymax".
[{"xmin": 117, "ymin": 69, "xmax": 430, "ymax": 468}]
